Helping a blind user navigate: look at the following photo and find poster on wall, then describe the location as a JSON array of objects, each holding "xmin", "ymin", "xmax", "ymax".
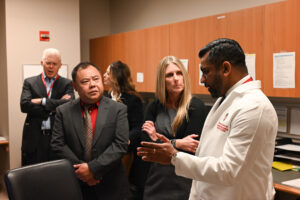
[
  {"xmin": 199, "ymin": 64, "xmax": 204, "ymax": 86},
  {"xmin": 273, "ymin": 52, "xmax": 295, "ymax": 88},
  {"xmin": 22, "ymin": 64, "xmax": 68, "ymax": 80},
  {"xmin": 180, "ymin": 59, "xmax": 189, "ymax": 71}
]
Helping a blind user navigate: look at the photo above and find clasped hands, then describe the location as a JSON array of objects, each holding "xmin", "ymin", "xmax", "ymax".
[{"xmin": 74, "ymin": 163, "xmax": 100, "ymax": 186}]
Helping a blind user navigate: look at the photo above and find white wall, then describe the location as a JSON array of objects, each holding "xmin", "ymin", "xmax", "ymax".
[
  {"xmin": 5, "ymin": 0, "xmax": 81, "ymax": 169},
  {"xmin": 0, "ymin": 0, "xmax": 9, "ymax": 192},
  {"xmin": 80, "ymin": 0, "xmax": 111, "ymax": 61},
  {"xmin": 110, "ymin": 0, "xmax": 283, "ymax": 34}
]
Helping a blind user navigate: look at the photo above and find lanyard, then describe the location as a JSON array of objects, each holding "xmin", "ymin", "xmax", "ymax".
[
  {"xmin": 242, "ymin": 77, "xmax": 253, "ymax": 84},
  {"xmin": 41, "ymin": 74, "xmax": 59, "ymax": 97},
  {"xmin": 222, "ymin": 77, "xmax": 253, "ymax": 103}
]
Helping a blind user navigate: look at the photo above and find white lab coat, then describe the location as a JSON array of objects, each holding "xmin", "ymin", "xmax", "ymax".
[{"xmin": 173, "ymin": 76, "xmax": 278, "ymax": 200}]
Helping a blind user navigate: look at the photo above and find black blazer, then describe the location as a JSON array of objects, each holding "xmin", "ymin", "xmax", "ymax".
[
  {"xmin": 108, "ymin": 93, "xmax": 148, "ymax": 189},
  {"xmin": 20, "ymin": 74, "xmax": 74, "ymax": 153},
  {"xmin": 142, "ymin": 96, "xmax": 207, "ymax": 200},
  {"xmin": 51, "ymin": 96, "xmax": 130, "ymax": 200},
  {"xmin": 108, "ymin": 92, "xmax": 144, "ymax": 150},
  {"xmin": 142, "ymin": 96, "xmax": 207, "ymax": 143}
]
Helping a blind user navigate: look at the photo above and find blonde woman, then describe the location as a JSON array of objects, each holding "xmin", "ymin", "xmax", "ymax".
[{"xmin": 142, "ymin": 56, "xmax": 207, "ymax": 200}]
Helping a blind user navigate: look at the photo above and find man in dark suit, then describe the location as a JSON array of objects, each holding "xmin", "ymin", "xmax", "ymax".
[
  {"xmin": 20, "ymin": 48, "xmax": 74, "ymax": 166},
  {"xmin": 51, "ymin": 62, "xmax": 130, "ymax": 200}
]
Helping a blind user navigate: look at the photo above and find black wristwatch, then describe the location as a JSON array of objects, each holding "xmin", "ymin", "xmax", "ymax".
[{"xmin": 171, "ymin": 139, "xmax": 176, "ymax": 149}]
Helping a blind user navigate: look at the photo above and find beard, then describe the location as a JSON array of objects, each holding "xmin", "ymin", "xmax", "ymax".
[{"xmin": 207, "ymin": 73, "xmax": 222, "ymax": 98}]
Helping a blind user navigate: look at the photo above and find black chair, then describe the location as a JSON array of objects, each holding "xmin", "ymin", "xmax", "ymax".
[{"xmin": 4, "ymin": 159, "xmax": 83, "ymax": 200}]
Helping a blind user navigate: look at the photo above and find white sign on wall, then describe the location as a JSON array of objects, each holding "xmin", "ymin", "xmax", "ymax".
[
  {"xmin": 273, "ymin": 52, "xmax": 295, "ymax": 88},
  {"xmin": 22, "ymin": 64, "xmax": 68, "ymax": 80},
  {"xmin": 180, "ymin": 59, "xmax": 189, "ymax": 72},
  {"xmin": 137, "ymin": 72, "xmax": 144, "ymax": 83}
]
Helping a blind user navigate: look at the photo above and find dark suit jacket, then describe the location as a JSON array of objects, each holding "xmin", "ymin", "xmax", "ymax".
[
  {"xmin": 20, "ymin": 73, "xmax": 74, "ymax": 153},
  {"xmin": 51, "ymin": 96, "xmax": 130, "ymax": 200}
]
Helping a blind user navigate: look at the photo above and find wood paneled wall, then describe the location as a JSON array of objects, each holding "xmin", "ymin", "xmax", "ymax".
[
  {"xmin": 90, "ymin": 0, "xmax": 300, "ymax": 97},
  {"xmin": 263, "ymin": 0, "xmax": 300, "ymax": 97}
]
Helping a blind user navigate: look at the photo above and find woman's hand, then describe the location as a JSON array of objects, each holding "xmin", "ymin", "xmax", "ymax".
[
  {"xmin": 142, "ymin": 121, "xmax": 158, "ymax": 141},
  {"xmin": 175, "ymin": 134, "xmax": 199, "ymax": 153}
]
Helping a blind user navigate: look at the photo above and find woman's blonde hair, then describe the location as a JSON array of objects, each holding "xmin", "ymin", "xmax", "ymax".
[{"xmin": 155, "ymin": 56, "xmax": 192, "ymax": 136}]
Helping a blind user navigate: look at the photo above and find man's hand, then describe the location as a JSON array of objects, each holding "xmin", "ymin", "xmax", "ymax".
[
  {"xmin": 137, "ymin": 133, "xmax": 178, "ymax": 165},
  {"xmin": 74, "ymin": 163, "xmax": 100, "ymax": 186},
  {"xmin": 31, "ymin": 98, "xmax": 42, "ymax": 104},
  {"xmin": 176, "ymin": 134, "xmax": 199, "ymax": 153},
  {"xmin": 61, "ymin": 94, "xmax": 71, "ymax": 100}
]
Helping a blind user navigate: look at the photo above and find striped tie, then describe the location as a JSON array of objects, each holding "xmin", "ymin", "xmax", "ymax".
[{"xmin": 83, "ymin": 104, "xmax": 93, "ymax": 162}]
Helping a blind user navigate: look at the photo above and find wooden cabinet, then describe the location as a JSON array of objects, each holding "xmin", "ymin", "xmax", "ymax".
[
  {"xmin": 0, "ymin": 140, "xmax": 8, "ymax": 152},
  {"xmin": 263, "ymin": 0, "xmax": 300, "ymax": 97},
  {"xmin": 194, "ymin": 15, "xmax": 227, "ymax": 94},
  {"xmin": 112, "ymin": 30, "xmax": 147, "ymax": 91},
  {"xmin": 90, "ymin": 26, "xmax": 169, "ymax": 93},
  {"xmin": 90, "ymin": 0, "xmax": 300, "ymax": 97},
  {"xmin": 194, "ymin": 6, "xmax": 265, "ymax": 94},
  {"xmin": 144, "ymin": 25, "xmax": 169, "ymax": 92},
  {"xmin": 90, "ymin": 35, "xmax": 113, "ymax": 72},
  {"xmin": 90, "ymin": 36, "xmax": 113, "ymax": 91},
  {"xmin": 0, "ymin": 139, "xmax": 9, "ymax": 194},
  {"xmin": 169, "ymin": 19, "xmax": 197, "ymax": 93},
  {"xmin": 224, "ymin": 6, "xmax": 265, "ymax": 82}
]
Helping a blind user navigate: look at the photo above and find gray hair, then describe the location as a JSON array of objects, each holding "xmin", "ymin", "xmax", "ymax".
[{"xmin": 42, "ymin": 48, "xmax": 61, "ymax": 62}]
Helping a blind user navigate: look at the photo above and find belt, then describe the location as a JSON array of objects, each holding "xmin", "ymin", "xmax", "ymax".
[{"xmin": 41, "ymin": 129, "xmax": 51, "ymax": 136}]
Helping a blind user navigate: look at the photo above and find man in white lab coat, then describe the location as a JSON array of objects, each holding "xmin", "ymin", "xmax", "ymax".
[{"xmin": 137, "ymin": 38, "xmax": 278, "ymax": 200}]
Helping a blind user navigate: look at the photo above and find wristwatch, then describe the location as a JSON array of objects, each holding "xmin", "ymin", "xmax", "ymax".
[{"xmin": 171, "ymin": 139, "xmax": 176, "ymax": 149}]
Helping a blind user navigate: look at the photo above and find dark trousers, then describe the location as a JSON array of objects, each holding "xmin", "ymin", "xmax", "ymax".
[
  {"xmin": 81, "ymin": 183, "xmax": 129, "ymax": 200},
  {"xmin": 129, "ymin": 184, "xmax": 144, "ymax": 200},
  {"xmin": 81, "ymin": 185, "xmax": 98, "ymax": 200},
  {"xmin": 22, "ymin": 130, "xmax": 51, "ymax": 166}
]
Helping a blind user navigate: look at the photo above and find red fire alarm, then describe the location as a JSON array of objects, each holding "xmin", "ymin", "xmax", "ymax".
[{"xmin": 39, "ymin": 31, "xmax": 50, "ymax": 41}]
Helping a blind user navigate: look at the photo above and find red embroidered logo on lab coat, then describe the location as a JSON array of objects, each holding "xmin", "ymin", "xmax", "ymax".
[{"xmin": 217, "ymin": 121, "xmax": 228, "ymax": 132}]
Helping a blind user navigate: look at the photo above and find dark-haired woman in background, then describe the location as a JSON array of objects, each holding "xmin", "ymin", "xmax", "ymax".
[{"xmin": 103, "ymin": 60, "xmax": 148, "ymax": 200}]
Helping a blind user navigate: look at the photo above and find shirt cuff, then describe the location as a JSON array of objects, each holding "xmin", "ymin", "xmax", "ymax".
[
  {"xmin": 42, "ymin": 97, "xmax": 46, "ymax": 106},
  {"xmin": 171, "ymin": 151, "xmax": 183, "ymax": 166}
]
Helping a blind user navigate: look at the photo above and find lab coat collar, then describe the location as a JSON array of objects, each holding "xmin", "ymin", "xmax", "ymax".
[{"xmin": 226, "ymin": 75, "xmax": 261, "ymax": 97}]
